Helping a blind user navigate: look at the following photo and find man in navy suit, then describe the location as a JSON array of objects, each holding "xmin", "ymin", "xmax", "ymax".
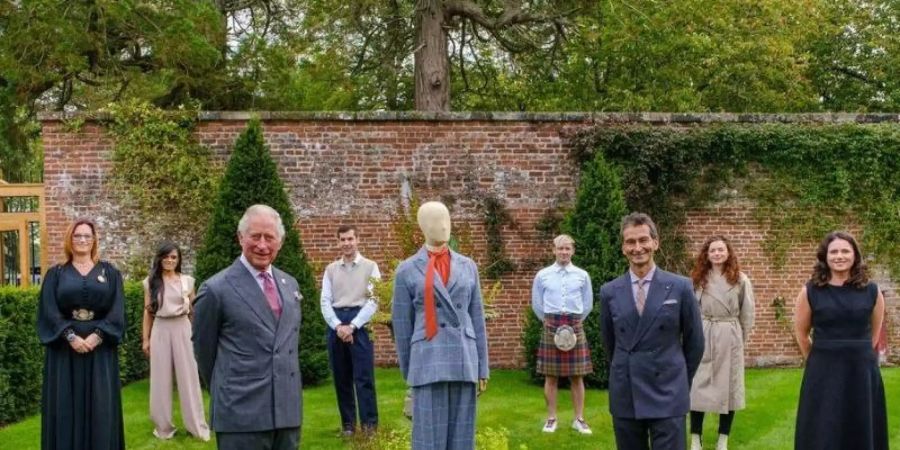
[{"xmin": 600, "ymin": 212, "xmax": 704, "ymax": 450}]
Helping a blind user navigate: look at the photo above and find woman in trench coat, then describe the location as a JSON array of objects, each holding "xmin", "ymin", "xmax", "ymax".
[{"xmin": 688, "ymin": 235, "xmax": 755, "ymax": 450}]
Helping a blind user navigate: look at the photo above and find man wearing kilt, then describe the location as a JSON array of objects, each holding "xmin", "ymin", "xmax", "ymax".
[{"xmin": 531, "ymin": 234, "xmax": 595, "ymax": 435}]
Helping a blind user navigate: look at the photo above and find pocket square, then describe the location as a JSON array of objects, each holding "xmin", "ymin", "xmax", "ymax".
[
  {"xmin": 662, "ymin": 299, "xmax": 679, "ymax": 305},
  {"xmin": 293, "ymin": 291, "xmax": 303, "ymax": 301}
]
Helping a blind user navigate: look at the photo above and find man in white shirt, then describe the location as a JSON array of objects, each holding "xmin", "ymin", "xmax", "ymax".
[
  {"xmin": 531, "ymin": 234, "xmax": 594, "ymax": 435},
  {"xmin": 320, "ymin": 225, "xmax": 381, "ymax": 436}
]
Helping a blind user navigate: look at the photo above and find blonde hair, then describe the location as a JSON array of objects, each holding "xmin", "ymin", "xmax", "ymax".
[
  {"xmin": 553, "ymin": 234, "xmax": 575, "ymax": 247},
  {"xmin": 62, "ymin": 219, "xmax": 100, "ymax": 264}
]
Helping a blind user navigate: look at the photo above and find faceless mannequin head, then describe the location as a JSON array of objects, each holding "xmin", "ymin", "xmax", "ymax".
[{"xmin": 417, "ymin": 201, "xmax": 451, "ymax": 248}]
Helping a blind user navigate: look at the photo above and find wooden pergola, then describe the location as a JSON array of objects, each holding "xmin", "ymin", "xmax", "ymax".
[{"xmin": 0, "ymin": 182, "xmax": 46, "ymax": 287}]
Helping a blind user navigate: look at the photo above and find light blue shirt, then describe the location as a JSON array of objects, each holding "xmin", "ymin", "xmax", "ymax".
[
  {"xmin": 531, "ymin": 262, "xmax": 593, "ymax": 321},
  {"xmin": 629, "ymin": 265, "xmax": 657, "ymax": 307},
  {"xmin": 239, "ymin": 254, "xmax": 282, "ymax": 307},
  {"xmin": 320, "ymin": 253, "xmax": 381, "ymax": 330}
]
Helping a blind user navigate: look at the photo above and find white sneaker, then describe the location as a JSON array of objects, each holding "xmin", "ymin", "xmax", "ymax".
[
  {"xmin": 572, "ymin": 418, "xmax": 593, "ymax": 435},
  {"xmin": 542, "ymin": 418, "xmax": 558, "ymax": 433}
]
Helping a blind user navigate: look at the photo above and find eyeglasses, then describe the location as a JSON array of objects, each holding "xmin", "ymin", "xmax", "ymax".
[{"xmin": 72, "ymin": 234, "xmax": 94, "ymax": 242}]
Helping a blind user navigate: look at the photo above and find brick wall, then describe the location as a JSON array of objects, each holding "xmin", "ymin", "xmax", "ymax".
[{"xmin": 40, "ymin": 112, "xmax": 900, "ymax": 368}]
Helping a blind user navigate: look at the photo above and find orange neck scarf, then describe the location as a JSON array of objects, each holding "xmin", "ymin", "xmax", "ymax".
[{"xmin": 424, "ymin": 247, "xmax": 450, "ymax": 340}]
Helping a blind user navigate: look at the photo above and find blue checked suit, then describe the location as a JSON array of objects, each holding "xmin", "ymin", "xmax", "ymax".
[{"xmin": 392, "ymin": 247, "xmax": 489, "ymax": 450}]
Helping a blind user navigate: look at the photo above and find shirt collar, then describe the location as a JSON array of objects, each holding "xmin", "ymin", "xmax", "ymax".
[
  {"xmin": 629, "ymin": 265, "xmax": 656, "ymax": 284},
  {"xmin": 553, "ymin": 262, "xmax": 575, "ymax": 273},
  {"xmin": 338, "ymin": 252, "xmax": 362, "ymax": 267},
  {"xmin": 240, "ymin": 254, "xmax": 273, "ymax": 279}
]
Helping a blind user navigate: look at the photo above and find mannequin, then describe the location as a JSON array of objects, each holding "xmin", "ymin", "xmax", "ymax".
[{"xmin": 392, "ymin": 201, "xmax": 490, "ymax": 450}]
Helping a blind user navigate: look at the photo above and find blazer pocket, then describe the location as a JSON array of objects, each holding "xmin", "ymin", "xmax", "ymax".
[{"xmin": 410, "ymin": 329, "xmax": 427, "ymax": 344}]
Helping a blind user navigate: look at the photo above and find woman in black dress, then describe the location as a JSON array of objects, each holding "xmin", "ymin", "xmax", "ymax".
[
  {"xmin": 793, "ymin": 231, "xmax": 887, "ymax": 450},
  {"xmin": 37, "ymin": 219, "xmax": 126, "ymax": 450}
]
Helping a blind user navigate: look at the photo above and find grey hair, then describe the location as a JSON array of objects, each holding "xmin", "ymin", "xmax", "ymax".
[
  {"xmin": 238, "ymin": 204, "xmax": 286, "ymax": 241},
  {"xmin": 553, "ymin": 234, "xmax": 575, "ymax": 247},
  {"xmin": 620, "ymin": 212, "xmax": 659, "ymax": 239}
]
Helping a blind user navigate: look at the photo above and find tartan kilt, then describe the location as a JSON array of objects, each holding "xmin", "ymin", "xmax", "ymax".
[{"xmin": 536, "ymin": 313, "xmax": 593, "ymax": 377}]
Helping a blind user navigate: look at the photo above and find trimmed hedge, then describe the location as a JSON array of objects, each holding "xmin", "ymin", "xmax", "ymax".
[{"xmin": 0, "ymin": 281, "xmax": 148, "ymax": 426}]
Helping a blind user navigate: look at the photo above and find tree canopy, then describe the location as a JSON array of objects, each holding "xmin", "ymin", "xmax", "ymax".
[{"xmin": 1, "ymin": 0, "xmax": 899, "ymax": 179}]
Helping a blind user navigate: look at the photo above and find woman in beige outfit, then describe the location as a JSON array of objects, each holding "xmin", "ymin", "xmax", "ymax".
[
  {"xmin": 142, "ymin": 242, "xmax": 210, "ymax": 441},
  {"xmin": 688, "ymin": 236, "xmax": 755, "ymax": 450}
]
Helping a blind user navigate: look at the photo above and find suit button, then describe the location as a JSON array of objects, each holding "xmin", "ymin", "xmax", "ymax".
[
  {"xmin": 436, "ymin": 303, "xmax": 442, "ymax": 308},
  {"xmin": 620, "ymin": 328, "xmax": 625, "ymax": 332},
  {"xmin": 659, "ymin": 325, "xmax": 664, "ymax": 330},
  {"xmin": 440, "ymin": 323, "xmax": 446, "ymax": 328},
  {"xmin": 655, "ymin": 372, "xmax": 660, "ymax": 377},
  {"xmin": 290, "ymin": 349, "xmax": 294, "ymax": 355},
  {"xmin": 291, "ymin": 372, "xmax": 295, "ymax": 377},
  {"xmin": 456, "ymin": 303, "xmax": 462, "ymax": 309}
]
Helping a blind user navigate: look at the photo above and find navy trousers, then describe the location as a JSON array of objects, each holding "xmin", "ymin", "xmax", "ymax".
[
  {"xmin": 327, "ymin": 307, "xmax": 378, "ymax": 428},
  {"xmin": 612, "ymin": 415, "xmax": 686, "ymax": 450}
]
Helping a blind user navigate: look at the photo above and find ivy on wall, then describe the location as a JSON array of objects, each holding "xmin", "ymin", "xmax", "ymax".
[
  {"xmin": 102, "ymin": 100, "xmax": 221, "ymax": 275},
  {"xmin": 481, "ymin": 195, "xmax": 516, "ymax": 280},
  {"xmin": 570, "ymin": 124, "xmax": 900, "ymax": 279}
]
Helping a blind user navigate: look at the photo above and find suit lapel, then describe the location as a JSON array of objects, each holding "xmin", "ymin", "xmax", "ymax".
[
  {"xmin": 612, "ymin": 276, "xmax": 641, "ymax": 350},
  {"xmin": 412, "ymin": 247, "xmax": 459, "ymax": 324},
  {"xmin": 272, "ymin": 267, "xmax": 298, "ymax": 347},
  {"xmin": 631, "ymin": 271, "xmax": 672, "ymax": 346},
  {"xmin": 226, "ymin": 259, "xmax": 277, "ymax": 333}
]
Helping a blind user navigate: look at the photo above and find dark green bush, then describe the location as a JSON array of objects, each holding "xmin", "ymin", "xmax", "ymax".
[
  {"xmin": 194, "ymin": 119, "xmax": 329, "ymax": 386},
  {"xmin": 0, "ymin": 281, "xmax": 147, "ymax": 426},
  {"xmin": 0, "ymin": 287, "xmax": 43, "ymax": 426}
]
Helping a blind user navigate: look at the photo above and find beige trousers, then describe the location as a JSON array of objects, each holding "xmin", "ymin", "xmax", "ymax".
[{"xmin": 149, "ymin": 316, "xmax": 210, "ymax": 440}]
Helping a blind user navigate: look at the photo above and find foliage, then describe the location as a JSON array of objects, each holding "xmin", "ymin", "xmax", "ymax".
[
  {"xmin": 807, "ymin": 0, "xmax": 900, "ymax": 112},
  {"xmin": 104, "ymin": 100, "xmax": 220, "ymax": 271},
  {"xmin": 349, "ymin": 424, "xmax": 510, "ymax": 450},
  {"xmin": 0, "ymin": 282, "xmax": 147, "ymax": 427},
  {"xmin": 481, "ymin": 195, "xmax": 516, "ymax": 280},
  {"xmin": 0, "ymin": 287, "xmax": 42, "ymax": 426},
  {"xmin": 522, "ymin": 152, "xmax": 627, "ymax": 388},
  {"xmin": 193, "ymin": 119, "xmax": 328, "ymax": 386},
  {"xmin": 570, "ymin": 123, "xmax": 900, "ymax": 279}
]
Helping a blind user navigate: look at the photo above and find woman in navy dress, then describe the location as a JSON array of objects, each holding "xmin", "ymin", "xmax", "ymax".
[
  {"xmin": 793, "ymin": 231, "xmax": 887, "ymax": 450},
  {"xmin": 37, "ymin": 219, "xmax": 125, "ymax": 450}
]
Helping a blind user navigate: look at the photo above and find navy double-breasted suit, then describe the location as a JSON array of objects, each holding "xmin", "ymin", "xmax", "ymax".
[{"xmin": 600, "ymin": 268, "xmax": 704, "ymax": 448}]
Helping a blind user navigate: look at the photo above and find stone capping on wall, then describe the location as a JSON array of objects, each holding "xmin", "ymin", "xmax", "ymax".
[{"xmin": 38, "ymin": 111, "xmax": 900, "ymax": 124}]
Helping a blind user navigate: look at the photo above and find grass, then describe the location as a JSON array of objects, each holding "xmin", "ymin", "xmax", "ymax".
[{"xmin": 2, "ymin": 368, "xmax": 898, "ymax": 449}]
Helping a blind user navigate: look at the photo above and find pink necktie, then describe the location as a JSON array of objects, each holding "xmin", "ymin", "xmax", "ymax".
[
  {"xmin": 259, "ymin": 272, "xmax": 282, "ymax": 319},
  {"xmin": 636, "ymin": 279, "xmax": 647, "ymax": 315}
]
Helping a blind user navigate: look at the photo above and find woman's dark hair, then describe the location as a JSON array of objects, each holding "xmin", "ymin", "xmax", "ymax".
[
  {"xmin": 147, "ymin": 242, "xmax": 182, "ymax": 314},
  {"xmin": 691, "ymin": 235, "xmax": 741, "ymax": 288},
  {"xmin": 811, "ymin": 231, "xmax": 869, "ymax": 288}
]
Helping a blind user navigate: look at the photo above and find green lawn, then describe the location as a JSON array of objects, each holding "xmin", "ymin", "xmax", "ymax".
[{"xmin": 2, "ymin": 368, "xmax": 898, "ymax": 449}]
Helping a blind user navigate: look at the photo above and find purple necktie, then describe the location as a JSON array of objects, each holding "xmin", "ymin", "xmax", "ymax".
[{"xmin": 259, "ymin": 272, "xmax": 282, "ymax": 319}]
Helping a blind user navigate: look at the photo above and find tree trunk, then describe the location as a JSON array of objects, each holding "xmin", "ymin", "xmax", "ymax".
[{"xmin": 415, "ymin": 0, "xmax": 450, "ymax": 111}]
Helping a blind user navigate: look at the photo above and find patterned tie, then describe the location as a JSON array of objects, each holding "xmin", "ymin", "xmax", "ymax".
[
  {"xmin": 259, "ymin": 272, "xmax": 282, "ymax": 319},
  {"xmin": 636, "ymin": 279, "xmax": 647, "ymax": 315},
  {"xmin": 424, "ymin": 247, "xmax": 450, "ymax": 340}
]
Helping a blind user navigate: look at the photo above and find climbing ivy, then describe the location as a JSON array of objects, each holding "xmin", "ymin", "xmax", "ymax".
[
  {"xmin": 481, "ymin": 195, "xmax": 516, "ymax": 280},
  {"xmin": 103, "ymin": 100, "xmax": 220, "ymax": 271},
  {"xmin": 570, "ymin": 123, "xmax": 900, "ymax": 278}
]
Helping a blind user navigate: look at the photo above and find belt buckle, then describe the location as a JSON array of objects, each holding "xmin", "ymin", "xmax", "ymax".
[{"xmin": 72, "ymin": 308, "xmax": 95, "ymax": 321}]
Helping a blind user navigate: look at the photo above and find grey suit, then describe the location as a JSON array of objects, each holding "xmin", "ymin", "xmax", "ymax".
[
  {"xmin": 392, "ymin": 248, "xmax": 489, "ymax": 450},
  {"xmin": 193, "ymin": 259, "xmax": 303, "ymax": 449},
  {"xmin": 600, "ymin": 268, "xmax": 704, "ymax": 450}
]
